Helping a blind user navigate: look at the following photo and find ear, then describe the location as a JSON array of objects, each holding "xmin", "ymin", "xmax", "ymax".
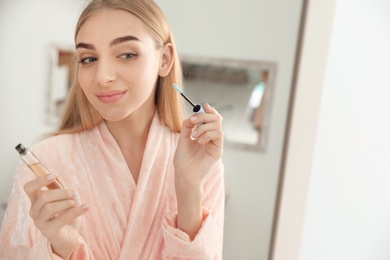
[{"xmin": 158, "ymin": 43, "xmax": 174, "ymax": 77}]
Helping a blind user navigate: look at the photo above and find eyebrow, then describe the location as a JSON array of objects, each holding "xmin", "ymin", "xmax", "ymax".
[{"xmin": 76, "ymin": 35, "xmax": 141, "ymax": 50}]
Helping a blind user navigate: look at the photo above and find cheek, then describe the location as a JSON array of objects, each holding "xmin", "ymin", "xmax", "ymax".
[
  {"xmin": 78, "ymin": 69, "xmax": 93, "ymax": 94},
  {"xmin": 134, "ymin": 58, "xmax": 160, "ymax": 84},
  {"xmin": 121, "ymin": 59, "xmax": 160, "ymax": 90}
]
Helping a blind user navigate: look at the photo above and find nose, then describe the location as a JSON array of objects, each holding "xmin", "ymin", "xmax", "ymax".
[{"xmin": 95, "ymin": 58, "xmax": 116, "ymax": 87}]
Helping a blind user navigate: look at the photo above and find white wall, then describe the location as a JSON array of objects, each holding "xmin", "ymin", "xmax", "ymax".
[
  {"xmin": 273, "ymin": 0, "xmax": 390, "ymax": 259},
  {"xmin": 271, "ymin": 0, "xmax": 337, "ymax": 259},
  {"xmin": 299, "ymin": 0, "xmax": 390, "ymax": 259},
  {"xmin": 0, "ymin": 0, "xmax": 86, "ymax": 220},
  {"xmin": 0, "ymin": 1, "xmax": 303, "ymax": 259}
]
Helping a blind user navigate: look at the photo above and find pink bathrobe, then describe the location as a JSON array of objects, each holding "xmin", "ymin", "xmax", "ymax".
[{"xmin": 0, "ymin": 114, "xmax": 225, "ymax": 259}]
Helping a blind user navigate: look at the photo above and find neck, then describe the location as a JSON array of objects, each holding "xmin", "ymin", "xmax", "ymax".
[{"xmin": 105, "ymin": 107, "xmax": 156, "ymax": 151}]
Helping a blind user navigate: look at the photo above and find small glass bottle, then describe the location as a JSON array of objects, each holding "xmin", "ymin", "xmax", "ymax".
[{"xmin": 15, "ymin": 143, "xmax": 63, "ymax": 189}]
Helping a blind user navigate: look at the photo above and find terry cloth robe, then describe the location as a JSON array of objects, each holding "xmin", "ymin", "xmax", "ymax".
[{"xmin": 0, "ymin": 113, "xmax": 225, "ymax": 259}]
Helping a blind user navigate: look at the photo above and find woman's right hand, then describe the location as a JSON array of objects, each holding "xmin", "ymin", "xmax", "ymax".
[{"xmin": 24, "ymin": 174, "xmax": 89, "ymax": 259}]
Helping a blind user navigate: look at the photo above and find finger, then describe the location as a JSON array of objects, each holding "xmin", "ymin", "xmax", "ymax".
[
  {"xmin": 197, "ymin": 129, "xmax": 224, "ymax": 146},
  {"xmin": 191, "ymin": 121, "xmax": 222, "ymax": 140},
  {"xmin": 181, "ymin": 104, "xmax": 223, "ymax": 138},
  {"xmin": 189, "ymin": 117, "xmax": 222, "ymax": 141},
  {"xmin": 189, "ymin": 110, "xmax": 223, "ymax": 126},
  {"xmin": 30, "ymin": 189, "xmax": 79, "ymax": 220},
  {"xmin": 44, "ymin": 174, "xmax": 64, "ymax": 190},
  {"xmin": 54, "ymin": 176, "xmax": 67, "ymax": 189},
  {"xmin": 34, "ymin": 197, "xmax": 81, "ymax": 228},
  {"xmin": 203, "ymin": 103, "xmax": 223, "ymax": 121},
  {"xmin": 24, "ymin": 174, "xmax": 60, "ymax": 202},
  {"xmin": 180, "ymin": 116, "xmax": 198, "ymax": 138},
  {"xmin": 43, "ymin": 205, "xmax": 89, "ymax": 239},
  {"xmin": 194, "ymin": 123, "xmax": 224, "ymax": 144}
]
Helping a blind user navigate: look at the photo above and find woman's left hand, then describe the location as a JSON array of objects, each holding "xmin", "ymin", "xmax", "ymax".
[{"xmin": 174, "ymin": 103, "xmax": 223, "ymax": 187}]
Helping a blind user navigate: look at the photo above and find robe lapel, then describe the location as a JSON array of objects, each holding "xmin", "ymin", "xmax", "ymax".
[
  {"xmin": 77, "ymin": 122, "xmax": 137, "ymax": 258},
  {"xmin": 119, "ymin": 114, "xmax": 176, "ymax": 259}
]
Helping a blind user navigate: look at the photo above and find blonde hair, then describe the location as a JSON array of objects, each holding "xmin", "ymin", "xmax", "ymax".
[{"xmin": 52, "ymin": 0, "xmax": 184, "ymax": 136}]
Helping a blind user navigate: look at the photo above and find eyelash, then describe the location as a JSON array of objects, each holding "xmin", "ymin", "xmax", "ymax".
[
  {"xmin": 77, "ymin": 53, "xmax": 137, "ymax": 64},
  {"xmin": 119, "ymin": 53, "xmax": 137, "ymax": 59},
  {"xmin": 78, "ymin": 57, "xmax": 97, "ymax": 64}
]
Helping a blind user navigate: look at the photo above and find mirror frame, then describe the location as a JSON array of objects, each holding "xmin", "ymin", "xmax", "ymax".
[{"xmin": 268, "ymin": 0, "xmax": 310, "ymax": 259}]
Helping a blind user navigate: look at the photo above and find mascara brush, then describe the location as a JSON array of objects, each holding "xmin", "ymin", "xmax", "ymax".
[{"xmin": 172, "ymin": 84, "xmax": 205, "ymax": 114}]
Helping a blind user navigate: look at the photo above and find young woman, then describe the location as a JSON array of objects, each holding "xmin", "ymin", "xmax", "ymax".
[{"xmin": 0, "ymin": 0, "xmax": 224, "ymax": 259}]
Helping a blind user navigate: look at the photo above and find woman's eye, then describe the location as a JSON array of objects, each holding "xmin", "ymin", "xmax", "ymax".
[
  {"xmin": 78, "ymin": 57, "xmax": 97, "ymax": 64},
  {"xmin": 119, "ymin": 53, "xmax": 136, "ymax": 59}
]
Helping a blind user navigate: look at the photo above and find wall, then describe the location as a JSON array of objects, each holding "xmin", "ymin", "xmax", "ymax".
[
  {"xmin": 272, "ymin": 0, "xmax": 390, "ymax": 259},
  {"xmin": 271, "ymin": 0, "xmax": 336, "ymax": 259},
  {"xmin": 0, "ymin": 0, "xmax": 85, "ymax": 220},
  {"xmin": 300, "ymin": 0, "xmax": 390, "ymax": 259},
  {"xmin": 0, "ymin": 0, "xmax": 302, "ymax": 259}
]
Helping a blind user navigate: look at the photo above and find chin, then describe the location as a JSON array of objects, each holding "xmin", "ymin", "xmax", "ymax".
[
  {"xmin": 98, "ymin": 109, "xmax": 131, "ymax": 122},
  {"xmin": 103, "ymin": 114, "xmax": 130, "ymax": 122}
]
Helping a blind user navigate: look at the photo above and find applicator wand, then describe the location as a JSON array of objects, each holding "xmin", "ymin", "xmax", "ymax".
[{"xmin": 172, "ymin": 84, "xmax": 205, "ymax": 114}]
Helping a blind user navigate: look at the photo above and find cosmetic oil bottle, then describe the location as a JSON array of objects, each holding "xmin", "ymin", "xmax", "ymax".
[{"xmin": 15, "ymin": 143, "xmax": 64, "ymax": 189}]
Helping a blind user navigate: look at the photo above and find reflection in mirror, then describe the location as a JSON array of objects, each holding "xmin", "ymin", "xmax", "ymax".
[{"xmin": 182, "ymin": 57, "xmax": 276, "ymax": 151}]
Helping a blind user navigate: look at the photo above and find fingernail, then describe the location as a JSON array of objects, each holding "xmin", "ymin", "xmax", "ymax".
[
  {"xmin": 71, "ymin": 189, "xmax": 78, "ymax": 197},
  {"xmin": 46, "ymin": 174, "xmax": 55, "ymax": 181},
  {"xmin": 71, "ymin": 190, "xmax": 81, "ymax": 205},
  {"xmin": 198, "ymin": 137, "xmax": 204, "ymax": 143},
  {"xmin": 191, "ymin": 130, "xmax": 197, "ymax": 138},
  {"xmin": 190, "ymin": 116, "xmax": 197, "ymax": 121}
]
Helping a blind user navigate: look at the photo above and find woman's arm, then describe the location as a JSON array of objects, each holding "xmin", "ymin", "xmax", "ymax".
[
  {"xmin": 161, "ymin": 103, "xmax": 224, "ymax": 259},
  {"xmin": 23, "ymin": 173, "xmax": 89, "ymax": 259},
  {"xmin": 162, "ymin": 161, "xmax": 225, "ymax": 259},
  {"xmin": 0, "ymin": 162, "xmax": 92, "ymax": 260},
  {"xmin": 174, "ymin": 103, "xmax": 223, "ymax": 239}
]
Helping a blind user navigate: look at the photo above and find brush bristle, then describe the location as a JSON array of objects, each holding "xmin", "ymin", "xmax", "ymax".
[{"xmin": 172, "ymin": 84, "xmax": 183, "ymax": 94}]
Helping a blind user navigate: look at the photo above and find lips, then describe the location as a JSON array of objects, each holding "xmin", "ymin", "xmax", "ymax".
[{"xmin": 96, "ymin": 90, "xmax": 127, "ymax": 104}]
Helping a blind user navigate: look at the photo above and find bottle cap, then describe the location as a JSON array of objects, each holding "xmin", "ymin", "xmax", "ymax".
[
  {"xmin": 15, "ymin": 143, "xmax": 27, "ymax": 155},
  {"xmin": 193, "ymin": 104, "xmax": 205, "ymax": 114}
]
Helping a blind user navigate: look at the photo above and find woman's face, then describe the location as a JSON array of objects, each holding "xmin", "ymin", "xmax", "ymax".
[{"xmin": 76, "ymin": 9, "xmax": 162, "ymax": 122}]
